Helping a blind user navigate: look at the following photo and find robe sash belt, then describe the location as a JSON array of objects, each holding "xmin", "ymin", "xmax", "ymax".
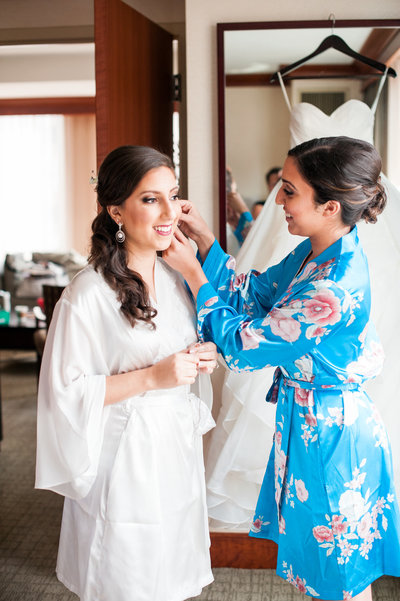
[
  {"xmin": 266, "ymin": 366, "xmax": 361, "ymax": 403},
  {"xmin": 269, "ymin": 369, "xmax": 361, "ymax": 522},
  {"xmin": 188, "ymin": 393, "xmax": 216, "ymax": 435},
  {"xmin": 122, "ymin": 390, "xmax": 215, "ymax": 436}
]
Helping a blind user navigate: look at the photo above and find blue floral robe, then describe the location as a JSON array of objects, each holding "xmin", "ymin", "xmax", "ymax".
[{"xmin": 196, "ymin": 227, "xmax": 400, "ymax": 600}]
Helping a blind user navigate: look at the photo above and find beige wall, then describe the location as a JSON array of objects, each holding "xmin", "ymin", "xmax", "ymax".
[
  {"xmin": 226, "ymin": 86, "xmax": 289, "ymax": 203},
  {"xmin": 185, "ymin": 0, "xmax": 400, "ymax": 234}
]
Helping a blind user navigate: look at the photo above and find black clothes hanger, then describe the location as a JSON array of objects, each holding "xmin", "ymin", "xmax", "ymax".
[{"xmin": 270, "ymin": 33, "xmax": 397, "ymax": 83}]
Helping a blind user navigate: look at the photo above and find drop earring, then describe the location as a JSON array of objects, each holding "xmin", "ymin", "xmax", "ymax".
[{"xmin": 115, "ymin": 223, "xmax": 125, "ymax": 243}]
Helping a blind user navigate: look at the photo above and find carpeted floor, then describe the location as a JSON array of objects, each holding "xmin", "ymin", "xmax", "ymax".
[{"xmin": 0, "ymin": 351, "xmax": 399, "ymax": 601}]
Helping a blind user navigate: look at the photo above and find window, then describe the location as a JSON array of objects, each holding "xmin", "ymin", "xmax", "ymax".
[{"xmin": 0, "ymin": 114, "xmax": 68, "ymax": 262}]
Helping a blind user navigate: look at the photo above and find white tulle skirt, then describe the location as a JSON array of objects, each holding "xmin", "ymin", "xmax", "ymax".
[{"xmin": 206, "ymin": 175, "xmax": 400, "ymax": 530}]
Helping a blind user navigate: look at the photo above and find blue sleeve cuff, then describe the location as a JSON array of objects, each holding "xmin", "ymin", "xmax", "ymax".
[
  {"xmin": 196, "ymin": 282, "xmax": 219, "ymax": 312},
  {"xmin": 201, "ymin": 239, "xmax": 228, "ymax": 281},
  {"xmin": 234, "ymin": 211, "xmax": 253, "ymax": 244}
]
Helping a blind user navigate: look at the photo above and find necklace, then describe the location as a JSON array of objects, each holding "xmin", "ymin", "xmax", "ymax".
[{"xmin": 295, "ymin": 250, "xmax": 313, "ymax": 277}]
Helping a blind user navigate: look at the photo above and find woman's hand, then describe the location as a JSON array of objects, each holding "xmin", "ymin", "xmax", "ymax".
[
  {"xmin": 189, "ymin": 341, "xmax": 219, "ymax": 374},
  {"xmin": 105, "ymin": 342, "xmax": 217, "ymax": 406},
  {"xmin": 105, "ymin": 349, "xmax": 199, "ymax": 405},
  {"xmin": 163, "ymin": 228, "xmax": 208, "ymax": 297},
  {"xmin": 149, "ymin": 350, "xmax": 199, "ymax": 388},
  {"xmin": 226, "ymin": 200, "xmax": 240, "ymax": 229},
  {"xmin": 178, "ymin": 200, "xmax": 215, "ymax": 260},
  {"xmin": 227, "ymin": 190, "xmax": 248, "ymax": 216}
]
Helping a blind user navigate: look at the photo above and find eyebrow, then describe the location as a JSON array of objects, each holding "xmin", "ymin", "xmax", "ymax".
[
  {"xmin": 281, "ymin": 178, "xmax": 297, "ymax": 191},
  {"xmin": 140, "ymin": 186, "xmax": 179, "ymax": 194}
]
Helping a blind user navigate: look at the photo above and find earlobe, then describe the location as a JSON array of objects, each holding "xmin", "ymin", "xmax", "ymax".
[{"xmin": 107, "ymin": 205, "xmax": 121, "ymax": 223}]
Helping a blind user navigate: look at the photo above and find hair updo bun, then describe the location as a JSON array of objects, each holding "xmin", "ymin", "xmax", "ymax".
[
  {"xmin": 288, "ymin": 136, "xmax": 386, "ymax": 227},
  {"xmin": 361, "ymin": 179, "xmax": 387, "ymax": 224}
]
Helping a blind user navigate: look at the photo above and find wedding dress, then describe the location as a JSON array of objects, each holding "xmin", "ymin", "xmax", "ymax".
[{"xmin": 206, "ymin": 70, "xmax": 400, "ymax": 530}]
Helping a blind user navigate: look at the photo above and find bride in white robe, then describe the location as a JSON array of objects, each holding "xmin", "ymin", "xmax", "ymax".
[
  {"xmin": 35, "ymin": 146, "xmax": 216, "ymax": 601},
  {"xmin": 206, "ymin": 69, "xmax": 400, "ymax": 530}
]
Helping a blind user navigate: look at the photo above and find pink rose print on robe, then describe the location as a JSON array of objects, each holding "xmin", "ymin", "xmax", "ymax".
[
  {"xmin": 302, "ymin": 262, "xmax": 317, "ymax": 279},
  {"xmin": 294, "ymin": 386, "xmax": 310, "ymax": 407},
  {"xmin": 229, "ymin": 272, "xmax": 246, "ymax": 292},
  {"xmin": 239, "ymin": 323, "xmax": 266, "ymax": 350},
  {"xmin": 313, "ymin": 525, "xmax": 334, "ymax": 543},
  {"xmin": 205, "ymin": 296, "xmax": 219, "ymax": 307},
  {"xmin": 268, "ymin": 308, "xmax": 301, "ymax": 342},
  {"xmin": 295, "ymin": 576, "xmax": 307, "ymax": 594},
  {"xmin": 302, "ymin": 288, "xmax": 341, "ymax": 327},
  {"xmin": 315, "ymin": 258, "xmax": 335, "ymax": 280},
  {"xmin": 331, "ymin": 515, "xmax": 348, "ymax": 536},
  {"xmin": 305, "ymin": 411, "xmax": 317, "ymax": 427},
  {"xmin": 295, "ymin": 479, "xmax": 309, "ymax": 503},
  {"xmin": 305, "ymin": 324, "xmax": 327, "ymax": 341}
]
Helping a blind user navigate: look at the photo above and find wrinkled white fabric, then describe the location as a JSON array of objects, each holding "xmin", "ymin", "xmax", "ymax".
[
  {"xmin": 35, "ymin": 259, "xmax": 215, "ymax": 601},
  {"xmin": 206, "ymin": 81, "xmax": 400, "ymax": 530}
]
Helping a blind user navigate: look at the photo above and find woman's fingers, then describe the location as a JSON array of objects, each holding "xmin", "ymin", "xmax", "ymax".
[
  {"xmin": 180, "ymin": 199, "xmax": 193, "ymax": 213},
  {"xmin": 187, "ymin": 342, "xmax": 219, "ymax": 374},
  {"xmin": 189, "ymin": 341, "xmax": 217, "ymax": 357},
  {"xmin": 181, "ymin": 353, "xmax": 200, "ymax": 382},
  {"xmin": 174, "ymin": 226, "xmax": 189, "ymax": 243},
  {"xmin": 198, "ymin": 359, "xmax": 218, "ymax": 374}
]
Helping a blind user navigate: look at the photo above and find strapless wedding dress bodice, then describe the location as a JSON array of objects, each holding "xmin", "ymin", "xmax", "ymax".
[
  {"xmin": 290, "ymin": 99, "xmax": 375, "ymax": 147},
  {"xmin": 205, "ymin": 71, "xmax": 400, "ymax": 531}
]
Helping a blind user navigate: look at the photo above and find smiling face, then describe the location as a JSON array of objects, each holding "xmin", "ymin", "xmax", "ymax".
[
  {"xmin": 275, "ymin": 156, "xmax": 327, "ymax": 238},
  {"xmin": 108, "ymin": 166, "xmax": 181, "ymax": 257}
]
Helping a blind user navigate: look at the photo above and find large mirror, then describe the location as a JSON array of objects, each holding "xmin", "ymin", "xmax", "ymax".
[{"xmin": 217, "ymin": 19, "xmax": 400, "ymax": 254}]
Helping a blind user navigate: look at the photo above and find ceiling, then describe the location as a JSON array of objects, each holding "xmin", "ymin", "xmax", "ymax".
[{"xmin": 0, "ymin": 42, "xmax": 95, "ymax": 98}]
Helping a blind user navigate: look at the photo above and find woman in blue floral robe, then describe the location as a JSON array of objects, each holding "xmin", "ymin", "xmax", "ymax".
[{"xmin": 164, "ymin": 137, "xmax": 400, "ymax": 601}]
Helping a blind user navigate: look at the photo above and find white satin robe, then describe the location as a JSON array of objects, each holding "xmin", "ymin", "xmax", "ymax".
[{"xmin": 35, "ymin": 259, "xmax": 215, "ymax": 601}]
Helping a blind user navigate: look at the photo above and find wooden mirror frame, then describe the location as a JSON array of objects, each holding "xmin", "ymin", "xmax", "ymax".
[{"xmin": 217, "ymin": 19, "xmax": 400, "ymax": 250}]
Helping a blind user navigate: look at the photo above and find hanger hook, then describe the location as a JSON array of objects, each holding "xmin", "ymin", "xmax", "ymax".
[{"xmin": 329, "ymin": 13, "xmax": 336, "ymax": 35}]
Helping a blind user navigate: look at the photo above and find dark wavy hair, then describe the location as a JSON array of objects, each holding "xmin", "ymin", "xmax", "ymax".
[
  {"xmin": 89, "ymin": 145, "xmax": 174, "ymax": 328},
  {"xmin": 288, "ymin": 136, "xmax": 386, "ymax": 226}
]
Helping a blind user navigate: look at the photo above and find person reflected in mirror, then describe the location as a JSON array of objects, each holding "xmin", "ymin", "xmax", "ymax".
[
  {"xmin": 35, "ymin": 145, "xmax": 217, "ymax": 601},
  {"xmin": 225, "ymin": 166, "xmax": 242, "ymax": 255},
  {"xmin": 266, "ymin": 165, "xmax": 283, "ymax": 192},
  {"xmin": 226, "ymin": 188, "xmax": 253, "ymax": 246},
  {"xmin": 164, "ymin": 137, "xmax": 400, "ymax": 601},
  {"xmin": 251, "ymin": 200, "xmax": 266, "ymax": 220},
  {"xmin": 227, "ymin": 165, "xmax": 283, "ymax": 249},
  {"xmin": 227, "ymin": 190, "xmax": 266, "ymax": 247}
]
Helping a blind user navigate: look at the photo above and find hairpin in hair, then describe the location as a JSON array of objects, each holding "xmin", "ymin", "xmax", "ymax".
[{"xmin": 89, "ymin": 170, "xmax": 98, "ymax": 185}]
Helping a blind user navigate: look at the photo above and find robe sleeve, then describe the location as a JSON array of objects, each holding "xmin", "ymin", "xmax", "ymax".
[
  {"xmin": 233, "ymin": 211, "xmax": 253, "ymax": 246},
  {"xmin": 196, "ymin": 277, "xmax": 352, "ymax": 372},
  {"xmin": 200, "ymin": 239, "xmax": 286, "ymax": 317},
  {"xmin": 35, "ymin": 297, "xmax": 109, "ymax": 500}
]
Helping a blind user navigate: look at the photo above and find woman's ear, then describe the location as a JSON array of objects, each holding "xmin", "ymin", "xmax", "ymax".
[
  {"xmin": 323, "ymin": 200, "xmax": 341, "ymax": 218},
  {"xmin": 107, "ymin": 205, "xmax": 122, "ymax": 223}
]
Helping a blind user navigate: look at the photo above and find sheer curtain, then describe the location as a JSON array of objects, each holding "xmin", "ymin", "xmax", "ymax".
[
  {"xmin": 64, "ymin": 114, "xmax": 97, "ymax": 257},
  {"xmin": 0, "ymin": 114, "xmax": 67, "ymax": 263}
]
